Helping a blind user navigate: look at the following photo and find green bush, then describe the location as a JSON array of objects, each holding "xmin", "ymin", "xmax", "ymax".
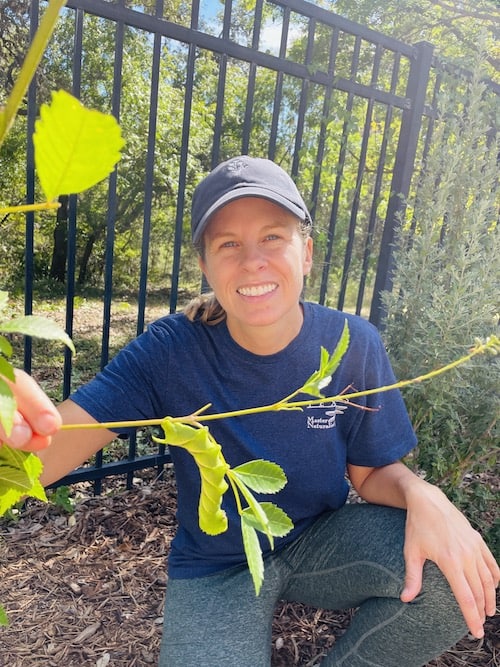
[{"xmin": 382, "ymin": 59, "xmax": 499, "ymax": 554}]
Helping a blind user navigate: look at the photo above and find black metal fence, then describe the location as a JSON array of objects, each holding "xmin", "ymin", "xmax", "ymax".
[{"xmin": 17, "ymin": 0, "xmax": 498, "ymax": 492}]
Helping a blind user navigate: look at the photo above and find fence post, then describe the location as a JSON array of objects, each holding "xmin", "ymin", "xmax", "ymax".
[{"xmin": 369, "ymin": 41, "xmax": 434, "ymax": 328}]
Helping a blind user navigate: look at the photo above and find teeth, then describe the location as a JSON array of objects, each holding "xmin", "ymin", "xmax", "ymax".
[{"xmin": 238, "ymin": 283, "xmax": 277, "ymax": 297}]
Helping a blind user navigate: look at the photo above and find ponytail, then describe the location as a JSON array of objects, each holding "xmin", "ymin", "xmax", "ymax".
[{"xmin": 183, "ymin": 292, "xmax": 226, "ymax": 325}]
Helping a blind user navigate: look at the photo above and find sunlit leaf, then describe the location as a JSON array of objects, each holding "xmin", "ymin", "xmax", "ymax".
[
  {"xmin": 0, "ymin": 315, "xmax": 75, "ymax": 355},
  {"xmin": 0, "ymin": 335, "xmax": 13, "ymax": 358},
  {"xmin": 0, "ymin": 446, "xmax": 46, "ymax": 516},
  {"xmin": 0, "ymin": 465, "xmax": 32, "ymax": 490},
  {"xmin": 231, "ymin": 459, "xmax": 287, "ymax": 494},
  {"xmin": 241, "ymin": 515, "xmax": 264, "ymax": 595},
  {"xmin": 33, "ymin": 89, "xmax": 125, "ymax": 202},
  {"xmin": 301, "ymin": 320, "xmax": 350, "ymax": 398},
  {"xmin": 0, "ymin": 356, "xmax": 15, "ymax": 382},
  {"xmin": 241, "ymin": 503, "xmax": 293, "ymax": 538}
]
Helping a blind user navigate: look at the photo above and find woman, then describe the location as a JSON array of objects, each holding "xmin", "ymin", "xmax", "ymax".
[{"xmin": 4, "ymin": 156, "xmax": 498, "ymax": 666}]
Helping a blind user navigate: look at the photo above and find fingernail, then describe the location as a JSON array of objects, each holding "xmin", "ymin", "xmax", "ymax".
[{"xmin": 35, "ymin": 412, "xmax": 59, "ymax": 436}]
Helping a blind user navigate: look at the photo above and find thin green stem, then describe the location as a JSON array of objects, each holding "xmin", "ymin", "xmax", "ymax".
[
  {"xmin": 0, "ymin": 202, "xmax": 61, "ymax": 215},
  {"xmin": 59, "ymin": 336, "xmax": 498, "ymax": 433},
  {"xmin": 0, "ymin": 0, "xmax": 67, "ymax": 150}
]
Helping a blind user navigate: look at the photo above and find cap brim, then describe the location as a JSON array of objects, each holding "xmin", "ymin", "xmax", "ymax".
[{"xmin": 192, "ymin": 187, "xmax": 308, "ymax": 244}]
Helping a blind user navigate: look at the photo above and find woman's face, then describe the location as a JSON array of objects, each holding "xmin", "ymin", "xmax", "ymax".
[{"xmin": 198, "ymin": 197, "xmax": 313, "ymax": 353}]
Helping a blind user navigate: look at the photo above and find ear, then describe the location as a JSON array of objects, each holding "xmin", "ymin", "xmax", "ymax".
[
  {"xmin": 303, "ymin": 236, "xmax": 313, "ymax": 276},
  {"xmin": 198, "ymin": 254, "xmax": 206, "ymax": 275}
]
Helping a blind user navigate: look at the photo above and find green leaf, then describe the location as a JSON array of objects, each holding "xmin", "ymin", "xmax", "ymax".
[
  {"xmin": 231, "ymin": 459, "xmax": 287, "ymax": 494},
  {"xmin": 0, "ymin": 315, "xmax": 75, "ymax": 355},
  {"xmin": 0, "ymin": 465, "xmax": 32, "ymax": 491},
  {"xmin": 0, "ymin": 446, "xmax": 46, "ymax": 516},
  {"xmin": 301, "ymin": 320, "xmax": 350, "ymax": 398},
  {"xmin": 33, "ymin": 89, "xmax": 125, "ymax": 202},
  {"xmin": 241, "ymin": 503, "xmax": 293, "ymax": 538},
  {"xmin": 0, "ymin": 604, "xmax": 8, "ymax": 627},
  {"xmin": 0, "ymin": 334, "xmax": 13, "ymax": 358},
  {"xmin": 0, "ymin": 356, "xmax": 15, "ymax": 382},
  {"xmin": 0, "ymin": 379, "xmax": 15, "ymax": 437},
  {"xmin": 241, "ymin": 514, "xmax": 264, "ymax": 595}
]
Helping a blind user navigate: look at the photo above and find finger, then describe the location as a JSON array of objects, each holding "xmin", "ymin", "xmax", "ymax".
[
  {"xmin": 400, "ymin": 554, "xmax": 424, "ymax": 603},
  {"xmin": 10, "ymin": 370, "xmax": 61, "ymax": 436},
  {"xmin": 445, "ymin": 568, "xmax": 485, "ymax": 639},
  {"xmin": 479, "ymin": 545, "xmax": 500, "ymax": 617}
]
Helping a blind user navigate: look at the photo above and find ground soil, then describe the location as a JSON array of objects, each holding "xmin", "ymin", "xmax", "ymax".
[{"xmin": 1, "ymin": 469, "xmax": 498, "ymax": 667}]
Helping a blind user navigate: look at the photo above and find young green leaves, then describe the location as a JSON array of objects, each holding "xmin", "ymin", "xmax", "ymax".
[{"xmin": 298, "ymin": 319, "xmax": 350, "ymax": 400}]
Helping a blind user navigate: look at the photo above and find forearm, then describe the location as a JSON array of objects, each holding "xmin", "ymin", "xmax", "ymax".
[
  {"xmin": 37, "ymin": 399, "xmax": 116, "ymax": 487},
  {"xmin": 348, "ymin": 460, "xmax": 447, "ymax": 510}
]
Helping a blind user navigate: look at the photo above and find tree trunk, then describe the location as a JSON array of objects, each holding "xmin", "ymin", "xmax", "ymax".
[{"xmin": 49, "ymin": 195, "xmax": 68, "ymax": 282}]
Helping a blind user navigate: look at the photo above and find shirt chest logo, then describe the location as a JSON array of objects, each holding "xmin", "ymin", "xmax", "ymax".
[{"xmin": 306, "ymin": 401, "xmax": 347, "ymax": 429}]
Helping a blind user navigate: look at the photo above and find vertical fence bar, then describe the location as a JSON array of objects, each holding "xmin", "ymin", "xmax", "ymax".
[
  {"xmin": 338, "ymin": 42, "xmax": 382, "ymax": 311},
  {"xmin": 318, "ymin": 34, "xmax": 361, "ymax": 306},
  {"xmin": 170, "ymin": 3, "xmax": 199, "ymax": 314},
  {"xmin": 137, "ymin": 0, "xmax": 163, "ymax": 334},
  {"xmin": 356, "ymin": 51, "xmax": 401, "ymax": 316},
  {"xmin": 369, "ymin": 40, "xmax": 434, "ymax": 327},
  {"xmin": 62, "ymin": 7, "xmax": 84, "ymax": 399}
]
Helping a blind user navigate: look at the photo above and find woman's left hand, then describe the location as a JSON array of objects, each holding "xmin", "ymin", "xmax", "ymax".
[{"xmin": 401, "ymin": 482, "xmax": 499, "ymax": 639}]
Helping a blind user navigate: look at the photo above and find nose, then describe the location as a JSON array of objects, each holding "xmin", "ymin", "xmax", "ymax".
[{"xmin": 240, "ymin": 243, "xmax": 267, "ymax": 271}]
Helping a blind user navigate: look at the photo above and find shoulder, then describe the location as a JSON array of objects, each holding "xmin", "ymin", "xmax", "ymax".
[{"xmin": 305, "ymin": 302, "xmax": 381, "ymax": 343}]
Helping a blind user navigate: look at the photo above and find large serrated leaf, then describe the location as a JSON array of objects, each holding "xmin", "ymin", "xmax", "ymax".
[
  {"xmin": 242, "ymin": 503, "xmax": 293, "ymax": 538},
  {"xmin": 241, "ymin": 515, "xmax": 264, "ymax": 596},
  {"xmin": 0, "ymin": 315, "xmax": 75, "ymax": 354},
  {"xmin": 33, "ymin": 89, "xmax": 125, "ymax": 202},
  {"xmin": 0, "ymin": 447, "xmax": 46, "ymax": 516},
  {"xmin": 0, "ymin": 465, "xmax": 32, "ymax": 490},
  {"xmin": 231, "ymin": 459, "xmax": 287, "ymax": 494}
]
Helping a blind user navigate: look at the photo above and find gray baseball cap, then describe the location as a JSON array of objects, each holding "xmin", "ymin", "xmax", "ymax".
[{"xmin": 191, "ymin": 155, "xmax": 312, "ymax": 245}]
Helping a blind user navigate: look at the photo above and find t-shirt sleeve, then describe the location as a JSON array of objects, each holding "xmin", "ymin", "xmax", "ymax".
[
  {"xmin": 342, "ymin": 319, "xmax": 417, "ymax": 467},
  {"xmin": 70, "ymin": 321, "xmax": 170, "ymax": 433}
]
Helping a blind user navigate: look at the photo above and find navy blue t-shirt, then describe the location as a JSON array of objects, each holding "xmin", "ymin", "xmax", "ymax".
[{"xmin": 71, "ymin": 302, "xmax": 416, "ymax": 578}]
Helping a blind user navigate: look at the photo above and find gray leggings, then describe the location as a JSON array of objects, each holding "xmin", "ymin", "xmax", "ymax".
[{"xmin": 159, "ymin": 504, "xmax": 466, "ymax": 666}]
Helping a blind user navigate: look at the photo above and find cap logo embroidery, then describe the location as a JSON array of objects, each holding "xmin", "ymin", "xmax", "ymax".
[{"xmin": 226, "ymin": 158, "xmax": 248, "ymax": 173}]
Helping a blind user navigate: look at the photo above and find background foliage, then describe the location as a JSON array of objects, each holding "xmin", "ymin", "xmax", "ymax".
[{"xmin": 382, "ymin": 53, "xmax": 499, "ymax": 553}]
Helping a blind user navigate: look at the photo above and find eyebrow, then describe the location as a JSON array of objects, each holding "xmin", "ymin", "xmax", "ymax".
[{"xmin": 208, "ymin": 219, "xmax": 294, "ymax": 242}]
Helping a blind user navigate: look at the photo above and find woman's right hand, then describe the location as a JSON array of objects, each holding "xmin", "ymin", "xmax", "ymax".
[{"xmin": 0, "ymin": 369, "xmax": 62, "ymax": 452}]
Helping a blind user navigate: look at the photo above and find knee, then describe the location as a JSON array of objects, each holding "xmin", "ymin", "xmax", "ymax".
[{"xmin": 413, "ymin": 560, "xmax": 467, "ymax": 639}]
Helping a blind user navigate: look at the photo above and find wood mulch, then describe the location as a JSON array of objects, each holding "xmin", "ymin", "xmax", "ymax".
[{"xmin": 1, "ymin": 469, "xmax": 498, "ymax": 667}]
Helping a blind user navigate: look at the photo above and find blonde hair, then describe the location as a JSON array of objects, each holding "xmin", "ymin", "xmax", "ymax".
[
  {"xmin": 183, "ymin": 292, "xmax": 226, "ymax": 325},
  {"xmin": 184, "ymin": 216, "xmax": 312, "ymax": 326}
]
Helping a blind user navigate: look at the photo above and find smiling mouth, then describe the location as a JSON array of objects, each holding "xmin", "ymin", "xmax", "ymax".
[{"xmin": 237, "ymin": 283, "xmax": 278, "ymax": 297}]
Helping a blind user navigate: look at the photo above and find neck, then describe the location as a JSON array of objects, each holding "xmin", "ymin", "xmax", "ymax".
[{"xmin": 226, "ymin": 306, "xmax": 304, "ymax": 355}]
